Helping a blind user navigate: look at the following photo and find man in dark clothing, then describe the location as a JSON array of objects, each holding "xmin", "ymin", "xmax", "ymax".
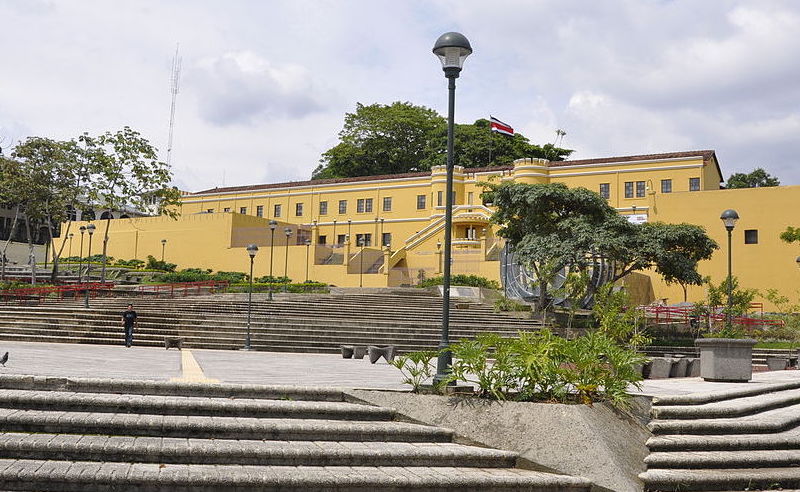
[{"xmin": 121, "ymin": 304, "xmax": 137, "ymax": 348}]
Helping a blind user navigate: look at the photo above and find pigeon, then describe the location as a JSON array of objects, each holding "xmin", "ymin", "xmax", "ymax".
[{"xmin": 0, "ymin": 352, "xmax": 7, "ymax": 366}]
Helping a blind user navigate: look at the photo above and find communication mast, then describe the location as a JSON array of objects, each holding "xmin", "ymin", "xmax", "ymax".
[{"xmin": 166, "ymin": 44, "xmax": 182, "ymax": 166}]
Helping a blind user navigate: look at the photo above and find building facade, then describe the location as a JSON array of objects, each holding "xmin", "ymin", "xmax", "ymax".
[{"xmin": 60, "ymin": 150, "xmax": 800, "ymax": 308}]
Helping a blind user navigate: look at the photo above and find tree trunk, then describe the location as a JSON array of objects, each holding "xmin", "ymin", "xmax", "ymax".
[
  {"xmin": 0, "ymin": 207, "xmax": 20, "ymax": 282},
  {"xmin": 100, "ymin": 212, "xmax": 112, "ymax": 283},
  {"xmin": 24, "ymin": 215, "xmax": 35, "ymax": 285}
]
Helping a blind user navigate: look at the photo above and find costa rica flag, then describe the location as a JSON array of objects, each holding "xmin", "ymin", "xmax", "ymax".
[{"xmin": 490, "ymin": 116, "xmax": 514, "ymax": 136}]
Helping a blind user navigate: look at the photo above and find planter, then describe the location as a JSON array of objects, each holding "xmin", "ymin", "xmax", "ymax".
[
  {"xmin": 766, "ymin": 356, "xmax": 789, "ymax": 371},
  {"xmin": 695, "ymin": 338, "xmax": 757, "ymax": 382}
]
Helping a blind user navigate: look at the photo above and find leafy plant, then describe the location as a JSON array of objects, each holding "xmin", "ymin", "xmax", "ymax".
[
  {"xmin": 146, "ymin": 255, "xmax": 177, "ymax": 273},
  {"xmin": 417, "ymin": 274, "xmax": 500, "ymax": 290},
  {"xmin": 390, "ymin": 351, "xmax": 436, "ymax": 392},
  {"xmin": 592, "ymin": 284, "xmax": 651, "ymax": 349},
  {"xmin": 255, "ymin": 275, "xmax": 291, "ymax": 284},
  {"xmin": 113, "ymin": 258, "xmax": 145, "ymax": 269},
  {"xmin": 493, "ymin": 296, "xmax": 531, "ymax": 313},
  {"xmin": 443, "ymin": 333, "xmax": 518, "ymax": 400}
]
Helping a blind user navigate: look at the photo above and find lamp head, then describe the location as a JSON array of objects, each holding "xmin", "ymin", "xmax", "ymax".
[
  {"xmin": 246, "ymin": 244, "xmax": 258, "ymax": 258},
  {"xmin": 304, "ymin": 239, "xmax": 311, "ymax": 246},
  {"xmin": 284, "ymin": 227, "xmax": 293, "ymax": 237},
  {"xmin": 68, "ymin": 233, "xmax": 74, "ymax": 238},
  {"xmin": 86, "ymin": 223, "xmax": 96, "ymax": 235},
  {"xmin": 436, "ymin": 240, "xmax": 442, "ymax": 250},
  {"xmin": 433, "ymin": 32, "xmax": 472, "ymax": 73},
  {"xmin": 720, "ymin": 209, "xmax": 739, "ymax": 231},
  {"xmin": 796, "ymin": 256, "xmax": 800, "ymax": 268},
  {"xmin": 79, "ymin": 226, "xmax": 86, "ymax": 233},
  {"xmin": 269, "ymin": 220, "xmax": 277, "ymax": 231},
  {"xmin": 161, "ymin": 239, "xmax": 167, "ymax": 245}
]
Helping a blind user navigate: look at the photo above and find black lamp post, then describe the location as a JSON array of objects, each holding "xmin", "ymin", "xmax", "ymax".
[
  {"xmin": 432, "ymin": 31, "xmax": 472, "ymax": 385},
  {"xmin": 78, "ymin": 226, "xmax": 86, "ymax": 283},
  {"xmin": 84, "ymin": 223, "xmax": 96, "ymax": 308},
  {"xmin": 347, "ymin": 218, "xmax": 352, "ymax": 239},
  {"xmin": 358, "ymin": 237, "xmax": 365, "ymax": 288},
  {"xmin": 304, "ymin": 239, "xmax": 311, "ymax": 283},
  {"xmin": 284, "ymin": 227, "xmax": 293, "ymax": 291},
  {"xmin": 720, "ymin": 209, "xmax": 739, "ymax": 331},
  {"xmin": 245, "ymin": 244, "xmax": 258, "ymax": 350},
  {"xmin": 68, "ymin": 233, "xmax": 74, "ymax": 259},
  {"xmin": 161, "ymin": 239, "xmax": 167, "ymax": 262},
  {"xmin": 796, "ymin": 256, "xmax": 800, "ymax": 269},
  {"xmin": 268, "ymin": 220, "xmax": 277, "ymax": 300}
]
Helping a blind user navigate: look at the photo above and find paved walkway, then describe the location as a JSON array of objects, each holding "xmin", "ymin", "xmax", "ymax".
[{"xmin": 1, "ymin": 341, "xmax": 799, "ymax": 397}]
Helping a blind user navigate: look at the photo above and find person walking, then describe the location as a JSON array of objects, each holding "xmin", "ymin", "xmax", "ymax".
[{"xmin": 121, "ymin": 304, "xmax": 137, "ymax": 348}]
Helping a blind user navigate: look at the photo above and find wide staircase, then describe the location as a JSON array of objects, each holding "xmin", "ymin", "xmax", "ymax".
[
  {"xmin": 640, "ymin": 380, "xmax": 800, "ymax": 490},
  {"xmin": 0, "ymin": 374, "xmax": 590, "ymax": 491},
  {"xmin": 0, "ymin": 289, "xmax": 543, "ymax": 353}
]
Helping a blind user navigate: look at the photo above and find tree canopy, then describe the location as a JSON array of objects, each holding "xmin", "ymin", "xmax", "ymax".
[
  {"xmin": 484, "ymin": 182, "xmax": 718, "ymax": 310},
  {"xmin": 726, "ymin": 168, "xmax": 780, "ymax": 188},
  {"xmin": 312, "ymin": 102, "xmax": 572, "ymax": 180}
]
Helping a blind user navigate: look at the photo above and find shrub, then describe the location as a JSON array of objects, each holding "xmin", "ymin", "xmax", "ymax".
[
  {"xmin": 255, "ymin": 275, "xmax": 291, "ymax": 284},
  {"xmin": 146, "ymin": 255, "xmax": 177, "ymax": 272},
  {"xmin": 390, "ymin": 350, "xmax": 437, "ymax": 392},
  {"xmin": 227, "ymin": 282, "xmax": 328, "ymax": 294},
  {"xmin": 592, "ymin": 284, "xmax": 651, "ymax": 349},
  {"xmin": 417, "ymin": 274, "xmax": 500, "ymax": 290},
  {"xmin": 213, "ymin": 271, "xmax": 248, "ymax": 283},
  {"xmin": 114, "ymin": 259, "xmax": 145, "ymax": 269},
  {"xmin": 493, "ymin": 296, "xmax": 531, "ymax": 313},
  {"xmin": 154, "ymin": 270, "xmax": 212, "ymax": 283}
]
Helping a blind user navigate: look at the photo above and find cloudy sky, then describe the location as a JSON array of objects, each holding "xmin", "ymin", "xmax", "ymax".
[{"xmin": 2, "ymin": 0, "xmax": 799, "ymax": 191}]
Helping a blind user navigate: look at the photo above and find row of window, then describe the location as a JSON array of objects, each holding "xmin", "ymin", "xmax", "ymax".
[
  {"xmin": 599, "ymin": 178, "xmax": 701, "ymax": 199},
  {"xmin": 317, "ymin": 232, "xmax": 392, "ymax": 247}
]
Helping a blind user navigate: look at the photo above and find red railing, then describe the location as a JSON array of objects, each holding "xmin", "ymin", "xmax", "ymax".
[
  {"xmin": 0, "ymin": 283, "xmax": 115, "ymax": 304},
  {"xmin": 134, "ymin": 281, "xmax": 229, "ymax": 297},
  {"xmin": 639, "ymin": 303, "xmax": 784, "ymax": 328}
]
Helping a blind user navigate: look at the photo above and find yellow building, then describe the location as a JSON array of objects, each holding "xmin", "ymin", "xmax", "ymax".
[{"xmin": 60, "ymin": 150, "xmax": 800, "ymax": 308}]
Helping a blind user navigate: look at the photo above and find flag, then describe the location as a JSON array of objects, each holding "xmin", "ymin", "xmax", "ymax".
[{"xmin": 490, "ymin": 116, "xmax": 514, "ymax": 136}]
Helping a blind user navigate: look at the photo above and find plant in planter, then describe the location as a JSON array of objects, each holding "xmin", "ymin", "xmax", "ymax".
[{"xmin": 389, "ymin": 350, "xmax": 436, "ymax": 392}]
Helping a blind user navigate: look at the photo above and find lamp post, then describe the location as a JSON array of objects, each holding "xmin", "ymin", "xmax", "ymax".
[
  {"xmin": 358, "ymin": 237, "xmax": 365, "ymax": 288},
  {"xmin": 720, "ymin": 209, "xmax": 739, "ymax": 331},
  {"xmin": 161, "ymin": 239, "xmax": 167, "ymax": 262},
  {"xmin": 304, "ymin": 239, "xmax": 311, "ymax": 283},
  {"xmin": 284, "ymin": 227, "xmax": 293, "ymax": 291},
  {"xmin": 84, "ymin": 223, "xmax": 96, "ymax": 308},
  {"xmin": 432, "ymin": 31, "xmax": 472, "ymax": 385},
  {"xmin": 796, "ymin": 256, "xmax": 800, "ymax": 269},
  {"xmin": 68, "ymin": 233, "xmax": 74, "ymax": 259},
  {"xmin": 78, "ymin": 226, "xmax": 86, "ymax": 283},
  {"xmin": 347, "ymin": 218, "xmax": 352, "ymax": 240},
  {"xmin": 332, "ymin": 219, "xmax": 337, "ymax": 245},
  {"xmin": 244, "ymin": 244, "xmax": 258, "ymax": 350},
  {"xmin": 268, "ymin": 220, "xmax": 277, "ymax": 300}
]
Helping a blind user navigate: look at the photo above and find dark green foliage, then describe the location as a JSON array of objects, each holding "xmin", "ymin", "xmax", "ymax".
[
  {"xmin": 726, "ymin": 168, "xmax": 780, "ymax": 188},
  {"xmin": 780, "ymin": 226, "xmax": 800, "ymax": 244},
  {"xmin": 390, "ymin": 351, "xmax": 437, "ymax": 392},
  {"xmin": 145, "ymin": 255, "xmax": 177, "ymax": 273},
  {"xmin": 113, "ymin": 259, "xmax": 145, "ymax": 269},
  {"xmin": 312, "ymin": 102, "xmax": 572, "ymax": 179},
  {"xmin": 493, "ymin": 296, "xmax": 532, "ymax": 313},
  {"xmin": 592, "ymin": 284, "xmax": 651, "ymax": 349},
  {"xmin": 227, "ymin": 282, "xmax": 328, "ymax": 294},
  {"xmin": 213, "ymin": 271, "xmax": 248, "ymax": 283},
  {"xmin": 693, "ymin": 276, "xmax": 759, "ymax": 338},
  {"xmin": 255, "ymin": 275, "xmax": 291, "ymax": 284},
  {"xmin": 417, "ymin": 274, "xmax": 500, "ymax": 290}
]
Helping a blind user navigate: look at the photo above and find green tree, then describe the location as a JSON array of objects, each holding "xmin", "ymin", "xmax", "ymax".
[
  {"xmin": 780, "ymin": 226, "xmax": 800, "ymax": 245},
  {"xmin": 82, "ymin": 127, "xmax": 182, "ymax": 282},
  {"xmin": 726, "ymin": 168, "xmax": 780, "ymax": 188},
  {"xmin": 0, "ymin": 157, "xmax": 24, "ymax": 281}
]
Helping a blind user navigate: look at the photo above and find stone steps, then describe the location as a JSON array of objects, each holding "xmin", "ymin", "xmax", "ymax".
[
  {"xmin": 641, "ymin": 382, "xmax": 800, "ymax": 490},
  {"xmin": 0, "ymin": 375, "xmax": 592, "ymax": 491}
]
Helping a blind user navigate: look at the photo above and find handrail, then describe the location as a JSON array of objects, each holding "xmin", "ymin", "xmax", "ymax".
[
  {"xmin": 0, "ymin": 283, "xmax": 115, "ymax": 304},
  {"xmin": 639, "ymin": 304, "xmax": 785, "ymax": 328}
]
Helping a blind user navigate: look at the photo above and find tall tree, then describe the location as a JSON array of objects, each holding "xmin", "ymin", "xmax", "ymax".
[
  {"xmin": 0, "ymin": 157, "xmax": 24, "ymax": 282},
  {"xmin": 726, "ymin": 168, "xmax": 780, "ymax": 188}
]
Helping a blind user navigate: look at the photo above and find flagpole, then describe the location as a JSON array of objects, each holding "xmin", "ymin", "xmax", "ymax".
[{"xmin": 488, "ymin": 118, "xmax": 493, "ymax": 166}]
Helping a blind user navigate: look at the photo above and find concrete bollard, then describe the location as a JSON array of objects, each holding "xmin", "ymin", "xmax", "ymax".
[
  {"xmin": 685, "ymin": 358, "xmax": 701, "ymax": 377},
  {"xmin": 353, "ymin": 346, "xmax": 367, "ymax": 359},
  {"xmin": 669, "ymin": 358, "xmax": 689, "ymax": 378},
  {"xmin": 368, "ymin": 345, "xmax": 396, "ymax": 364},
  {"xmin": 340, "ymin": 345, "xmax": 354, "ymax": 359},
  {"xmin": 648, "ymin": 357, "xmax": 673, "ymax": 379}
]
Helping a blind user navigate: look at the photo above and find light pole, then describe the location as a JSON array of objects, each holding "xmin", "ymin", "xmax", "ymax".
[
  {"xmin": 244, "ymin": 244, "xmax": 258, "ymax": 350},
  {"xmin": 720, "ymin": 209, "xmax": 739, "ymax": 331},
  {"xmin": 161, "ymin": 239, "xmax": 167, "ymax": 262},
  {"xmin": 68, "ymin": 233, "xmax": 74, "ymax": 259},
  {"xmin": 268, "ymin": 220, "xmax": 277, "ymax": 300},
  {"xmin": 78, "ymin": 226, "xmax": 86, "ymax": 283},
  {"xmin": 358, "ymin": 237, "xmax": 365, "ymax": 288},
  {"xmin": 432, "ymin": 31, "xmax": 472, "ymax": 385},
  {"xmin": 332, "ymin": 219, "xmax": 337, "ymax": 245},
  {"xmin": 304, "ymin": 239, "xmax": 311, "ymax": 283},
  {"xmin": 796, "ymin": 256, "xmax": 800, "ymax": 269},
  {"xmin": 347, "ymin": 218, "xmax": 352, "ymax": 240},
  {"xmin": 84, "ymin": 223, "xmax": 96, "ymax": 308},
  {"xmin": 284, "ymin": 227, "xmax": 293, "ymax": 291}
]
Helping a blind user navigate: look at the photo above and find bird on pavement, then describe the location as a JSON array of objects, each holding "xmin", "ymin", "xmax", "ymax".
[{"xmin": 0, "ymin": 352, "xmax": 8, "ymax": 366}]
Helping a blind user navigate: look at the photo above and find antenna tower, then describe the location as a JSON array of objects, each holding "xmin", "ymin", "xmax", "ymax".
[{"xmin": 166, "ymin": 44, "xmax": 182, "ymax": 166}]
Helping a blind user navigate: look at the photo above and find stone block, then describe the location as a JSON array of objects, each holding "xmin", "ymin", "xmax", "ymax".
[
  {"xmin": 368, "ymin": 346, "xmax": 395, "ymax": 364},
  {"xmin": 340, "ymin": 346, "xmax": 354, "ymax": 359},
  {"xmin": 696, "ymin": 338, "xmax": 757, "ymax": 382},
  {"xmin": 164, "ymin": 337, "xmax": 183, "ymax": 350},
  {"xmin": 766, "ymin": 356, "xmax": 788, "ymax": 371},
  {"xmin": 669, "ymin": 358, "xmax": 688, "ymax": 378},
  {"xmin": 685, "ymin": 358, "xmax": 700, "ymax": 377},
  {"xmin": 353, "ymin": 346, "xmax": 367, "ymax": 359},
  {"xmin": 648, "ymin": 358, "xmax": 673, "ymax": 379}
]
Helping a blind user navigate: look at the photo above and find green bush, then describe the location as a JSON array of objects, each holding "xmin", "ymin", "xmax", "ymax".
[
  {"xmin": 493, "ymin": 296, "xmax": 532, "ymax": 313},
  {"xmin": 390, "ymin": 350, "xmax": 437, "ymax": 392},
  {"xmin": 592, "ymin": 284, "xmax": 651, "ymax": 349},
  {"xmin": 417, "ymin": 274, "xmax": 500, "ymax": 290},
  {"xmin": 146, "ymin": 255, "xmax": 177, "ymax": 273},
  {"xmin": 213, "ymin": 271, "xmax": 248, "ymax": 283},
  {"xmin": 227, "ymin": 282, "xmax": 328, "ymax": 294},
  {"xmin": 255, "ymin": 275, "xmax": 291, "ymax": 284},
  {"xmin": 154, "ymin": 270, "xmax": 212, "ymax": 283},
  {"xmin": 113, "ymin": 258, "xmax": 145, "ymax": 269}
]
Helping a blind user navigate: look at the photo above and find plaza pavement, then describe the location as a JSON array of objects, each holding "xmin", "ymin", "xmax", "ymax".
[{"xmin": 1, "ymin": 340, "xmax": 799, "ymax": 396}]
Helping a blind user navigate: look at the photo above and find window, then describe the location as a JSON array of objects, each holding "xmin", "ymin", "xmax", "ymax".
[
  {"xmin": 223, "ymin": 207, "xmax": 231, "ymax": 212},
  {"xmin": 382, "ymin": 232, "xmax": 392, "ymax": 247},
  {"xmin": 319, "ymin": 201, "xmax": 328, "ymax": 215},
  {"xmin": 318, "ymin": 235, "xmax": 327, "ymax": 245},
  {"xmin": 357, "ymin": 199, "xmax": 365, "ymax": 213},
  {"xmin": 295, "ymin": 203, "xmax": 303, "ymax": 216},
  {"xmin": 383, "ymin": 196, "xmax": 392, "ymax": 212},
  {"xmin": 356, "ymin": 198, "xmax": 373, "ymax": 213},
  {"xmin": 355, "ymin": 233, "xmax": 372, "ymax": 247},
  {"xmin": 338, "ymin": 200, "xmax": 347, "ymax": 214},
  {"xmin": 239, "ymin": 207, "xmax": 247, "ymax": 215},
  {"xmin": 256, "ymin": 205, "xmax": 263, "ymax": 217},
  {"xmin": 467, "ymin": 192, "xmax": 474, "ymax": 205},
  {"xmin": 689, "ymin": 177, "xmax": 701, "ymax": 191},
  {"xmin": 417, "ymin": 195, "xmax": 426, "ymax": 210},
  {"xmin": 636, "ymin": 181, "xmax": 646, "ymax": 198},
  {"xmin": 437, "ymin": 191, "xmax": 443, "ymax": 206},
  {"xmin": 599, "ymin": 183, "xmax": 610, "ymax": 199},
  {"xmin": 365, "ymin": 198, "xmax": 372, "ymax": 213},
  {"xmin": 624, "ymin": 182, "xmax": 634, "ymax": 198},
  {"xmin": 337, "ymin": 234, "xmax": 347, "ymax": 245},
  {"xmin": 744, "ymin": 229, "xmax": 758, "ymax": 244},
  {"xmin": 273, "ymin": 204, "xmax": 282, "ymax": 218},
  {"xmin": 661, "ymin": 179, "xmax": 672, "ymax": 193}
]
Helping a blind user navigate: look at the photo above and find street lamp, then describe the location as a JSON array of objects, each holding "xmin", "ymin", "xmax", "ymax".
[
  {"xmin": 284, "ymin": 227, "xmax": 293, "ymax": 291},
  {"xmin": 304, "ymin": 239, "xmax": 311, "ymax": 283},
  {"xmin": 796, "ymin": 256, "xmax": 800, "ymax": 269},
  {"xmin": 347, "ymin": 218, "xmax": 352, "ymax": 239},
  {"xmin": 84, "ymin": 223, "xmax": 96, "ymax": 308},
  {"xmin": 68, "ymin": 233, "xmax": 74, "ymax": 259},
  {"xmin": 268, "ymin": 220, "xmax": 277, "ymax": 300},
  {"xmin": 358, "ymin": 237, "xmax": 365, "ymax": 288},
  {"xmin": 432, "ymin": 31, "xmax": 472, "ymax": 385},
  {"xmin": 244, "ymin": 244, "xmax": 258, "ymax": 350},
  {"xmin": 161, "ymin": 239, "xmax": 167, "ymax": 262},
  {"xmin": 78, "ymin": 226, "xmax": 86, "ymax": 283},
  {"xmin": 720, "ymin": 209, "xmax": 739, "ymax": 331}
]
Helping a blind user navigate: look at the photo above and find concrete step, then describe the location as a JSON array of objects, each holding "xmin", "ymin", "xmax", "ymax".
[
  {"xmin": 648, "ymin": 404, "xmax": 800, "ymax": 435},
  {"xmin": 651, "ymin": 388, "xmax": 800, "ymax": 420},
  {"xmin": 651, "ymin": 380, "xmax": 800, "ymax": 407},
  {"xmin": 639, "ymin": 467, "xmax": 800, "ymax": 491},
  {"xmin": 0, "ymin": 389, "xmax": 395, "ymax": 420},
  {"xmin": 644, "ymin": 449, "xmax": 800, "ymax": 469},
  {"xmin": 0, "ymin": 434, "xmax": 517, "ymax": 467},
  {"xmin": 0, "ymin": 460, "xmax": 592, "ymax": 491},
  {"xmin": 646, "ymin": 428, "xmax": 800, "ymax": 452}
]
